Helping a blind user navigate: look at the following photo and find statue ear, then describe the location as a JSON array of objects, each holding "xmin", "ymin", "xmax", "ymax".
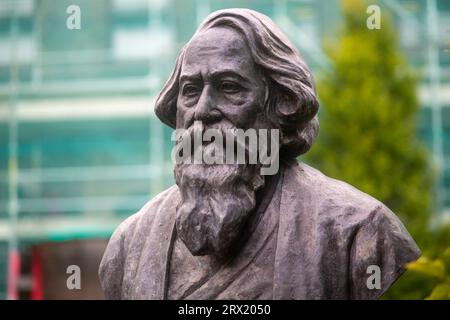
[
  {"xmin": 273, "ymin": 90, "xmax": 304, "ymax": 128},
  {"xmin": 268, "ymin": 84, "xmax": 319, "ymax": 158}
]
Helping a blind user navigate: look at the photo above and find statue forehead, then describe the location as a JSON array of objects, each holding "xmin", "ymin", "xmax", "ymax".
[{"xmin": 181, "ymin": 27, "xmax": 255, "ymax": 75}]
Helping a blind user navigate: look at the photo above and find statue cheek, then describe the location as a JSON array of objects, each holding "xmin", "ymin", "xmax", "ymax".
[
  {"xmin": 237, "ymin": 93, "xmax": 265, "ymax": 123},
  {"xmin": 176, "ymin": 106, "xmax": 195, "ymax": 129},
  {"xmin": 223, "ymin": 91, "xmax": 260, "ymax": 110},
  {"xmin": 219, "ymin": 102, "xmax": 261, "ymax": 129}
]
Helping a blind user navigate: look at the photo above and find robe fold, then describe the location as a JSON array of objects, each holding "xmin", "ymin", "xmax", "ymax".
[{"xmin": 99, "ymin": 160, "xmax": 420, "ymax": 300}]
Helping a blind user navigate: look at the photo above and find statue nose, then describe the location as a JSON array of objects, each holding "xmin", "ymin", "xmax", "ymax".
[{"xmin": 194, "ymin": 86, "xmax": 222, "ymax": 123}]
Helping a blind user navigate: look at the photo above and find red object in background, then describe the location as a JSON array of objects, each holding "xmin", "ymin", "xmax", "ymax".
[
  {"xmin": 7, "ymin": 249, "xmax": 21, "ymax": 300},
  {"xmin": 30, "ymin": 247, "xmax": 43, "ymax": 300}
]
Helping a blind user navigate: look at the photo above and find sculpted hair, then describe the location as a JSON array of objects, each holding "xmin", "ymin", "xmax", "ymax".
[{"xmin": 155, "ymin": 8, "xmax": 319, "ymax": 157}]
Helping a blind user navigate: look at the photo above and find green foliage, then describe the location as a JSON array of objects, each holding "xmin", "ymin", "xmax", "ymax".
[
  {"xmin": 387, "ymin": 225, "xmax": 450, "ymax": 299},
  {"xmin": 306, "ymin": 0, "xmax": 432, "ymax": 239},
  {"xmin": 303, "ymin": 0, "xmax": 449, "ymax": 299},
  {"xmin": 406, "ymin": 248, "xmax": 450, "ymax": 300}
]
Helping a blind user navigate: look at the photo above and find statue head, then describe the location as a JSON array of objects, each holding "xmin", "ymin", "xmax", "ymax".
[
  {"xmin": 154, "ymin": 8, "xmax": 319, "ymax": 258},
  {"xmin": 156, "ymin": 8, "xmax": 319, "ymax": 158}
]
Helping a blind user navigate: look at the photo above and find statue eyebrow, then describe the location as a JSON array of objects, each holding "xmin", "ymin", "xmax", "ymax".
[
  {"xmin": 179, "ymin": 70, "xmax": 250, "ymax": 85},
  {"xmin": 179, "ymin": 74, "xmax": 201, "ymax": 84},
  {"xmin": 210, "ymin": 70, "xmax": 249, "ymax": 82}
]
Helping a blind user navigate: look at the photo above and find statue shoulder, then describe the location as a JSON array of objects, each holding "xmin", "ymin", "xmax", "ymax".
[
  {"xmin": 349, "ymin": 202, "xmax": 421, "ymax": 299},
  {"xmin": 288, "ymin": 161, "xmax": 386, "ymax": 220},
  {"xmin": 284, "ymin": 161, "xmax": 420, "ymax": 298},
  {"xmin": 286, "ymin": 161, "xmax": 419, "ymax": 245},
  {"xmin": 98, "ymin": 185, "xmax": 180, "ymax": 299}
]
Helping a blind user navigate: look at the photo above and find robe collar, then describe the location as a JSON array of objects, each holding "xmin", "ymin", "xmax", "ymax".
[{"xmin": 132, "ymin": 162, "xmax": 290, "ymax": 299}]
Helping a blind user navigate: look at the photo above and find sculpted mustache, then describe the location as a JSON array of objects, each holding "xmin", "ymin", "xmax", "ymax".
[
  {"xmin": 174, "ymin": 122, "xmax": 250, "ymax": 159},
  {"xmin": 172, "ymin": 121, "xmax": 280, "ymax": 175}
]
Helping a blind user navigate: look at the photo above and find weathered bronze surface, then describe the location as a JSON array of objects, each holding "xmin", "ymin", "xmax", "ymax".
[{"xmin": 99, "ymin": 8, "xmax": 420, "ymax": 300}]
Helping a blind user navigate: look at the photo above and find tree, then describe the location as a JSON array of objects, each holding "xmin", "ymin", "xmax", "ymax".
[
  {"xmin": 306, "ymin": 0, "xmax": 432, "ymax": 240},
  {"xmin": 304, "ymin": 0, "xmax": 435, "ymax": 298}
]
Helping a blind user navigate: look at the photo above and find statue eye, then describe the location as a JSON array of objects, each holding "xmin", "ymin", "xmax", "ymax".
[
  {"xmin": 182, "ymin": 84, "xmax": 200, "ymax": 97},
  {"xmin": 220, "ymin": 81, "xmax": 241, "ymax": 94}
]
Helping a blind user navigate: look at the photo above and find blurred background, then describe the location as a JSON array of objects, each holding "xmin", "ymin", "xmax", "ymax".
[{"xmin": 0, "ymin": 0, "xmax": 449, "ymax": 299}]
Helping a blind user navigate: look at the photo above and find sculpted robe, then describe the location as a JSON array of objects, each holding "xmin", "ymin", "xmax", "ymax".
[{"xmin": 99, "ymin": 160, "xmax": 420, "ymax": 299}]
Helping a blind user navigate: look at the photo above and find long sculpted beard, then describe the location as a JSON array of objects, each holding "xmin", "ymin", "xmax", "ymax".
[{"xmin": 174, "ymin": 124, "xmax": 264, "ymax": 258}]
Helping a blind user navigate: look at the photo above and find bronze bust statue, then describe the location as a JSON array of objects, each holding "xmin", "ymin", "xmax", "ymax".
[{"xmin": 99, "ymin": 8, "xmax": 420, "ymax": 300}]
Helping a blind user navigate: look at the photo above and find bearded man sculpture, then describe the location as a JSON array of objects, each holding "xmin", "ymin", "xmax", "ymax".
[{"xmin": 99, "ymin": 8, "xmax": 420, "ymax": 300}]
